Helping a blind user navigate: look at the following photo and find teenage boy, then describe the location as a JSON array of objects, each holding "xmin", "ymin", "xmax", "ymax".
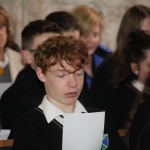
[
  {"xmin": 0, "ymin": 20, "xmax": 62, "ymax": 138},
  {"xmin": 13, "ymin": 36, "xmax": 127, "ymax": 150},
  {"xmin": 45, "ymin": 11, "xmax": 94, "ymax": 107}
]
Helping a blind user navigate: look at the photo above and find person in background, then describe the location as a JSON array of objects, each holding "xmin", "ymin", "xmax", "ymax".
[
  {"xmin": 45, "ymin": 11, "xmax": 80, "ymax": 39},
  {"xmin": 126, "ymin": 74, "xmax": 150, "ymax": 150},
  {"xmin": 70, "ymin": 5, "xmax": 111, "ymax": 91},
  {"xmin": 12, "ymin": 36, "xmax": 127, "ymax": 150},
  {"xmin": 89, "ymin": 5, "xmax": 150, "ymax": 109},
  {"xmin": 0, "ymin": 20, "xmax": 62, "ymax": 138},
  {"xmin": 107, "ymin": 30, "xmax": 150, "ymax": 129},
  {"xmin": 0, "ymin": 5, "xmax": 24, "ymax": 82}
]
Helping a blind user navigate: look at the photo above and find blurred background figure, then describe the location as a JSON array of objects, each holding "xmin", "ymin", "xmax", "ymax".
[
  {"xmin": 126, "ymin": 74, "xmax": 150, "ymax": 150},
  {"xmin": 0, "ymin": 5, "xmax": 24, "ymax": 83},
  {"xmin": 70, "ymin": 5, "xmax": 111, "ymax": 107},
  {"xmin": 107, "ymin": 29, "xmax": 150, "ymax": 129},
  {"xmin": 45, "ymin": 11, "xmax": 80, "ymax": 39},
  {"xmin": 89, "ymin": 5, "xmax": 150, "ymax": 109}
]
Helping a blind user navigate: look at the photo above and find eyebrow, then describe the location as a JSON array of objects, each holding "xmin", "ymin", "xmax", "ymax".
[{"xmin": 53, "ymin": 69, "xmax": 66, "ymax": 73}]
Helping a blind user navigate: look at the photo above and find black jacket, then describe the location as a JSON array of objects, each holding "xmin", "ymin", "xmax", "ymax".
[
  {"xmin": 0, "ymin": 65, "xmax": 46, "ymax": 138},
  {"xmin": 12, "ymin": 107, "xmax": 127, "ymax": 150}
]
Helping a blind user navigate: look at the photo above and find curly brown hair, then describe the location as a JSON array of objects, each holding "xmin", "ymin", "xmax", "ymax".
[{"xmin": 34, "ymin": 35, "xmax": 90, "ymax": 74}]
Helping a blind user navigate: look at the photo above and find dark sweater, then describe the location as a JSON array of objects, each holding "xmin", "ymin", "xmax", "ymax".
[
  {"xmin": 88, "ymin": 56, "xmax": 114, "ymax": 109},
  {"xmin": 80, "ymin": 46, "xmax": 111, "ymax": 108},
  {"xmin": 129, "ymin": 101, "xmax": 150, "ymax": 150},
  {"xmin": 12, "ymin": 107, "xmax": 127, "ymax": 150},
  {"xmin": 107, "ymin": 83, "xmax": 141, "ymax": 129},
  {"xmin": 136, "ymin": 122, "xmax": 150, "ymax": 150},
  {"xmin": 0, "ymin": 65, "xmax": 46, "ymax": 138}
]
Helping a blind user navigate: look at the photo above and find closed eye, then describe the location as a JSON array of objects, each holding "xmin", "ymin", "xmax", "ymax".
[
  {"xmin": 76, "ymin": 73, "xmax": 83, "ymax": 76},
  {"xmin": 57, "ymin": 75, "xmax": 65, "ymax": 78}
]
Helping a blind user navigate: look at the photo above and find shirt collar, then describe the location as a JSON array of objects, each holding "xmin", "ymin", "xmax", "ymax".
[
  {"xmin": 0, "ymin": 50, "xmax": 9, "ymax": 68},
  {"xmin": 132, "ymin": 80, "xmax": 144, "ymax": 92},
  {"xmin": 39, "ymin": 95, "xmax": 87, "ymax": 123}
]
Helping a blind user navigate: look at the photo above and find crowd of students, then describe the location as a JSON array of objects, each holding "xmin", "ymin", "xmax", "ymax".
[{"xmin": 0, "ymin": 3, "xmax": 150, "ymax": 150}]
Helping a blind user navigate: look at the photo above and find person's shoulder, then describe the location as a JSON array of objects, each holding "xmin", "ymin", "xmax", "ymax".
[
  {"xmin": 15, "ymin": 107, "xmax": 45, "ymax": 124},
  {"xmin": 15, "ymin": 65, "xmax": 32, "ymax": 80},
  {"xmin": 0, "ymin": 82, "xmax": 16, "ymax": 99},
  {"xmin": 98, "ymin": 43, "xmax": 111, "ymax": 53},
  {"xmin": 0, "ymin": 67, "xmax": 30, "ymax": 97},
  {"xmin": 112, "ymin": 83, "xmax": 140, "ymax": 99},
  {"xmin": 95, "ymin": 56, "xmax": 114, "ymax": 73}
]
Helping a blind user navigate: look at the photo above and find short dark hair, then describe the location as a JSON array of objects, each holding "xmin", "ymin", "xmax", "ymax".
[
  {"xmin": 45, "ymin": 11, "xmax": 81, "ymax": 32},
  {"xmin": 34, "ymin": 36, "xmax": 89, "ymax": 74},
  {"xmin": 21, "ymin": 20, "xmax": 62, "ymax": 50}
]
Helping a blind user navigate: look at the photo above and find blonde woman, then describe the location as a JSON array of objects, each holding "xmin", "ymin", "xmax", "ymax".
[{"xmin": 70, "ymin": 5, "xmax": 111, "ymax": 90}]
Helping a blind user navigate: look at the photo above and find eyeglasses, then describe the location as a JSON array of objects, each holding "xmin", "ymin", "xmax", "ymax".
[{"xmin": 27, "ymin": 49, "xmax": 35, "ymax": 53}]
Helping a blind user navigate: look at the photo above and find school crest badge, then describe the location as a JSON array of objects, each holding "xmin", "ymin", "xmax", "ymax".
[{"xmin": 101, "ymin": 134, "xmax": 109, "ymax": 150}]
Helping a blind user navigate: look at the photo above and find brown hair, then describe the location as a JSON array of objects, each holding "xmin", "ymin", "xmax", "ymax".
[
  {"xmin": 34, "ymin": 35, "xmax": 89, "ymax": 74},
  {"xmin": 70, "ymin": 5, "xmax": 103, "ymax": 36},
  {"xmin": 109, "ymin": 5, "xmax": 150, "ymax": 92},
  {"xmin": 125, "ymin": 74, "xmax": 150, "ymax": 148}
]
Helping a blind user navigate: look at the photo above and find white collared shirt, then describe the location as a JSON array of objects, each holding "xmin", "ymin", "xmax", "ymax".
[
  {"xmin": 132, "ymin": 80, "xmax": 144, "ymax": 92},
  {"xmin": 38, "ymin": 95, "xmax": 87, "ymax": 124}
]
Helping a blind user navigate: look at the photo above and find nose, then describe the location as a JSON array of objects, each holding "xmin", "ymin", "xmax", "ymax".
[{"xmin": 67, "ymin": 74, "xmax": 77, "ymax": 87}]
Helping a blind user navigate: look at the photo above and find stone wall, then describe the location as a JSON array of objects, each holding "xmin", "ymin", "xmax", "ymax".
[{"xmin": 0, "ymin": 0, "xmax": 149, "ymax": 51}]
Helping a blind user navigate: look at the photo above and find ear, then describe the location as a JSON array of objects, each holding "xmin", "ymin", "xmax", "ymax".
[
  {"xmin": 20, "ymin": 50, "xmax": 33, "ymax": 64},
  {"xmin": 36, "ymin": 67, "xmax": 45, "ymax": 82},
  {"xmin": 130, "ymin": 62, "xmax": 139, "ymax": 75}
]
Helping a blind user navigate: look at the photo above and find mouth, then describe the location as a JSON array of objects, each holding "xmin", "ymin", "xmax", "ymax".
[{"xmin": 64, "ymin": 92, "xmax": 78, "ymax": 98}]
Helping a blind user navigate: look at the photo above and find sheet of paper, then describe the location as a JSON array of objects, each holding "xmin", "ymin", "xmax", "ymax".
[
  {"xmin": 0, "ymin": 129, "xmax": 11, "ymax": 140},
  {"xmin": 62, "ymin": 112, "xmax": 105, "ymax": 150},
  {"xmin": 0, "ymin": 82, "xmax": 12, "ymax": 98}
]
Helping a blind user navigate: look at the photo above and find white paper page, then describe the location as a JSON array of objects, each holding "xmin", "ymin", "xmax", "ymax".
[
  {"xmin": 62, "ymin": 112, "xmax": 105, "ymax": 150},
  {"xmin": 0, "ymin": 82, "xmax": 12, "ymax": 98},
  {"xmin": 0, "ymin": 129, "xmax": 11, "ymax": 140}
]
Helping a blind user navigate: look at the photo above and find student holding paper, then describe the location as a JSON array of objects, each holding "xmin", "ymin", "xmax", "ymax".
[{"xmin": 12, "ymin": 36, "xmax": 126, "ymax": 150}]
